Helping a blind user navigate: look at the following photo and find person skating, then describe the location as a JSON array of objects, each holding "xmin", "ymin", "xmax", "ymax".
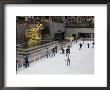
[
  {"xmin": 68, "ymin": 45, "xmax": 70, "ymax": 49},
  {"xmin": 48, "ymin": 49, "xmax": 51, "ymax": 57},
  {"xmin": 79, "ymin": 43, "xmax": 82, "ymax": 50},
  {"xmin": 46, "ymin": 48, "xmax": 49, "ymax": 58},
  {"xmin": 65, "ymin": 56, "xmax": 70, "ymax": 66},
  {"xmin": 66, "ymin": 48, "xmax": 68, "ymax": 56},
  {"xmin": 51, "ymin": 48, "xmax": 55, "ymax": 57},
  {"xmin": 68, "ymin": 46, "xmax": 70, "ymax": 54},
  {"xmin": 62, "ymin": 47, "xmax": 65, "ymax": 54},
  {"xmin": 24, "ymin": 54, "xmax": 29, "ymax": 68},
  {"xmin": 66, "ymin": 47, "xmax": 70, "ymax": 57},
  {"xmin": 92, "ymin": 42, "xmax": 94, "ymax": 48},
  {"xmin": 55, "ymin": 45, "xmax": 57, "ymax": 53},
  {"xmin": 60, "ymin": 45, "xmax": 65, "ymax": 54},
  {"xmin": 87, "ymin": 43, "xmax": 90, "ymax": 48},
  {"xmin": 68, "ymin": 45, "xmax": 70, "ymax": 54}
]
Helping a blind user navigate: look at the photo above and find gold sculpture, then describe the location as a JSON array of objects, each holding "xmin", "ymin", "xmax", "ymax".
[{"xmin": 26, "ymin": 22, "xmax": 44, "ymax": 47}]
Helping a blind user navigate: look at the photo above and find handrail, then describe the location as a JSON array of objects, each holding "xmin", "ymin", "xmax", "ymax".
[
  {"xmin": 16, "ymin": 40, "xmax": 82, "ymax": 71},
  {"xmin": 17, "ymin": 41, "xmax": 59, "ymax": 54}
]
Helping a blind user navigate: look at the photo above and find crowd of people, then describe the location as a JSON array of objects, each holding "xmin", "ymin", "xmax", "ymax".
[
  {"xmin": 18, "ymin": 38, "xmax": 94, "ymax": 70},
  {"xmin": 46, "ymin": 45, "xmax": 57, "ymax": 58}
]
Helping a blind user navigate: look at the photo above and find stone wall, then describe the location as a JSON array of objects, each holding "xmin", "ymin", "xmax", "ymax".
[{"xmin": 49, "ymin": 22, "xmax": 65, "ymax": 40}]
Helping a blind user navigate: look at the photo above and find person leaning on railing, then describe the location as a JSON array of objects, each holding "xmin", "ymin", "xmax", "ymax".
[{"xmin": 24, "ymin": 54, "xmax": 29, "ymax": 68}]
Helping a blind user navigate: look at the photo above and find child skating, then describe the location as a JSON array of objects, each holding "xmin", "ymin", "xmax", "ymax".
[{"xmin": 65, "ymin": 56, "xmax": 70, "ymax": 66}]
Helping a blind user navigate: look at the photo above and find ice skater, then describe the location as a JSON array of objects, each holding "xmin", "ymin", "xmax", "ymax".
[
  {"xmin": 24, "ymin": 54, "xmax": 29, "ymax": 68},
  {"xmin": 51, "ymin": 48, "xmax": 55, "ymax": 57},
  {"xmin": 60, "ymin": 45, "xmax": 65, "ymax": 54},
  {"xmin": 65, "ymin": 56, "xmax": 70, "ymax": 66},
  {"xmin": 87, "ymin": 43, "xmax": 90, "ymax": 48},
  {"xmin": 46, "ymin": 48, "xmax": 51, "ymax": 58},
  {"xmin": 48, "ymin": 49, "xmax": 52, "ymax": 57},
  {"xmin": 92, "ymin": 42, "xmax": 94, "ymax": 48},
  {"xmin": 66, "ymin": 47, "xmax": 70, "ymax": 57},
  {"xmin": 16, "ymin": 60, "xmax": 18, "ymax": 71},
  {"xmin": 55, "ymin": 45, "xmax": 57, "ymax": 53},
  {"xmin": 68, "ymin": 45, "xmax": 70, "ymax": 49},
  {"xmin": 79, "ymin": 43, "xmax": 82, "ymax": 50},
  {"xmin": 62, "ymin": 47, "xmax": 65, "ymax": 54},
  {"xmin": 46, "ymin": 48, "xmax": 49, "ymax": 58}
]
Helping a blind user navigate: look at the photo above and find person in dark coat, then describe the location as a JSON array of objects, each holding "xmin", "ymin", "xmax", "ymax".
[
  {"xmin": 66, "ymin": 48, "xmax": 70, "ymax": 56},
  {"xmin": 79, "ymin": 43, "xmax": 82, "ymax": 50},
  {"xmin": 51, "ymin": 48, "xmax": 55, "ymax": 57},
  {"xmin": 87, "ymin": 43, "xmax": 90, "ymax": 48},
  {"xmin": 92, "ymin": 42, "xmax": 94, "ymax": 48},
  {"xmin": 60, "ymin": 45, "xmax": 65, "ymax": 54},
  {"xmin": 62, "ymin": 48, "xmax": 65, "ymax": 54},
  {"xmin": 67, "ymin": 45, "xmax": 70, "ymax": 54},
  {"xmin": 55, "ymin": 45, "xmax": 57, "ymax": 53},
  {"xmin": 46, "ymin": 48, "xmax": 49, "ymax": 58},
  {"xmin": 65, "ymin": 56, "xmax": 70, "ymax": 66},
  {"xmin": 68, "ymin": 45, "xmax": 70, "ymax": 49},
  {"xmin": 24, "ymin": 55, "xmax": 29, "ymax": 68}
]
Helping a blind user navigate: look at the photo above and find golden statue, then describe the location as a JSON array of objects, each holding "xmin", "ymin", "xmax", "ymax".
[{"xmin": 26, "ymin": 23, "xmax": 44, "ymax": 47}]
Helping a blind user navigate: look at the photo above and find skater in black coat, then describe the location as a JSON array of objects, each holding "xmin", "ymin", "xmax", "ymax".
[
  {"xmin": 62, "ymin": 47, "xmax": 65, "ymax": 54},
  {"xmin": 55, "ymin": 45, "xmax": 57, "ymax": 53},
  {"xmin": 92, "ymin": 42, "xmax": 94, "ymax": 48},
  {"xmin": 46, "ymin": 48, "xmax": 49, "ymax": 58},
  {"xmin": 79, "ymin": 43, "xmax": 82, "ymax": 50},
  {"xmin": 51, "ymin": 48, "xmax": 55, "ymax": 57},
  {"xmin": 66, "ymin": 48, "xmax": 70, "ymax": 56},
  {"xmin": 87, "ymin": 43, "xmax": 90, "ymax": 48},
  {"xmin": 24, "ymin": 55, "xmax": 29, "ymax": 68}
]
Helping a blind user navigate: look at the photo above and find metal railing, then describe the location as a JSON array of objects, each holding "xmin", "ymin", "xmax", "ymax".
[
  {"xmin": 16, "ymin": 39, "xmax": 84, "ymax": 71},
  {"xmin": 82, "ymin": 38, "xmax": 94, "ymax": 41},
  {"xmin": 16, "ymin": 41, "xmax": 59, "ymax": 71}
]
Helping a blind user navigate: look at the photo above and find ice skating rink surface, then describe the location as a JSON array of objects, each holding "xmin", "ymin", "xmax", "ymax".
[{"xmin": 17, "ymin": 41, "xmax": 94, "ymax": 74}]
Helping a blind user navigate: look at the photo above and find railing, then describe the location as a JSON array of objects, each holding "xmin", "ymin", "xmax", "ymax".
[
  {"xmin": 82, "ymin": 38, "xmax": 94, "ymax": 41},
  {"xmin": 16, "ymin": 39, "xmax": 84, "ymax": 71},
  {"xmin": 65, "ymin": 23, "xmax": 94, "ymax": 28},
  {"xmin": 16, "ymin": 41, "xmax": 59, "ymax": 71}
]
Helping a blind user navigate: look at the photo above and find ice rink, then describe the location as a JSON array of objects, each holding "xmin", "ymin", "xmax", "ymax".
[{"xmin": 17, "ymin": 41, "xmax": 94, "ymax": 74}]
